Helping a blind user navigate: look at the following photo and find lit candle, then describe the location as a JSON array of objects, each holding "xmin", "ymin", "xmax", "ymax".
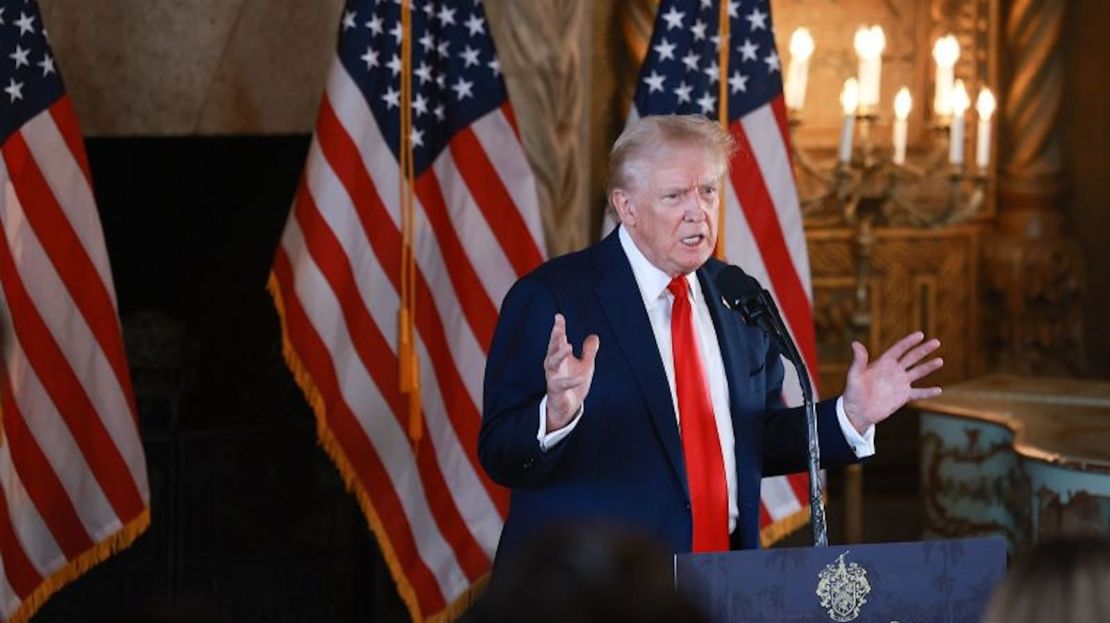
[
  {"xmin": 839, "ymin": 78, "xmax": 859, "ymax": 163},
  {"xmin": 948, "ymin": 80, "xmax": 970, "ymax": 165},
  {"xmin": 975, "ymin": 87, "xmax": 996, "ymax": 170},
  {"xmin": 892, "ymin": 87, "xmax": 912, "ymax": 165},
  {"xmin": 854, "ymin": 25, "xmax": 885, "ymax": 111},
  {"xmin": 932, "ymin": 35, "xmax": 960, "ymax": 119},
  {"xmin": 785, "ymin": 28, "xmax": 815, "ymax": 111}
]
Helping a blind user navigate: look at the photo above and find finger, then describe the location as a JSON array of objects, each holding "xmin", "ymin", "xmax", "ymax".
[
  {"xmin": 906, "ymin": 357, "xmax": 944, "ymax": 383},
  {"xmin": 546, "ymin": 314, "xmax": 567, "ymax": 358},
  {"xmin": 908, "ymin": 386, "xmax": 943, "ymax": 401},
  {"xmin": 580, "ymin": 335, "xmax": 600, "ymax": 367},
  {"xmin": 883, "ymin": 331, "xmax": 925, "ymax": 362},
  {"xmin": 847, "ymin": 341, "xmax": 869, "ymax": 377},
  {"xmin": 899, "ymin": 338, "xmax": 941, "ymax": 368},
  {"xmin": 545, "ymin": 342, "xmax": 573, "ymax": 372}
]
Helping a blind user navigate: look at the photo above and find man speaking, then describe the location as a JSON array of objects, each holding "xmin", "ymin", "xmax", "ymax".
[{"xmin": 478, "ymin": 114, "xmax": 942, "ymax": 558}]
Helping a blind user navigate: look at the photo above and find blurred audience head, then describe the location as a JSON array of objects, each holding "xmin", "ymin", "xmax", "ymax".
[
  {"xmin": 468, "ymin": 522, "xmax": 706, "ymax": 623},
  {"xmin": 981, "ymin": 534, "xmax": 1110, "ymax": 623}
]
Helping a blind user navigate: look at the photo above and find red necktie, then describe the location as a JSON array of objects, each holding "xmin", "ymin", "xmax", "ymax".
[{"xmin": 668, "ymin": 276, "xmax": 729, "ymax": 552}]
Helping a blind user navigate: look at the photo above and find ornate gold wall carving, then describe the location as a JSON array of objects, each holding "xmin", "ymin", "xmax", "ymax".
[{"xmin": 808, "ymin": 226, "xmax": 982, "ymax": 395}]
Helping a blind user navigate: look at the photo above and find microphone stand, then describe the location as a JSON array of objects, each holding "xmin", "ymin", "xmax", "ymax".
[
  {"xmin": 791, "ymin": 356, "xmax": 827, "ymax": 547},
  {"xmin": 733, "ymin": 288, "xmax": 828, "ymax": 547}
]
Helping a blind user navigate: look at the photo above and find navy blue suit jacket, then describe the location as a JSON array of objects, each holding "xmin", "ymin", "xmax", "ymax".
[{"xmin": 478, "ymin": 230, "xmax": 859, "ymax": 559}]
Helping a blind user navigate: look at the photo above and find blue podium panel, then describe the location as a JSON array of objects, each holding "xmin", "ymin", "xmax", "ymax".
[{"xmin": 675, "ymin": 538, "xmax": 1006, "ymax": 623}]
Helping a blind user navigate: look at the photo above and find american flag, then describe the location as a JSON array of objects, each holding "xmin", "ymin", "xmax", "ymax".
[
  {"xmin": 268, "ymin": 0, "xmax": 544, "ymax": 620},
  {"xmin": 0, "ymin": 0, "xmax": 150, "ymax": 621},
  {"xmin": 632, "ymin": 0, "xmax": 819, "ymax": 544}
]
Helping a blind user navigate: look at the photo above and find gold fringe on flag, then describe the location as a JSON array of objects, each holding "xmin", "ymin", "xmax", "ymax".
[
  {"xmin": 269, "ymin": 274, "xmax": 482, "ymax": 622},
  {"xmin": 7, "ymin": 507, "xmax": 150, "ymax": 623}
]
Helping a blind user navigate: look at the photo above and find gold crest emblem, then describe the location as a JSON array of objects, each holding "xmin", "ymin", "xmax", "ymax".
[{"xmin": 815, "ymin": 551, "xmax": 871, "ymax": 622}]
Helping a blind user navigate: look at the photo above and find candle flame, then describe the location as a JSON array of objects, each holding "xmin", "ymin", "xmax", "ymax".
[
  {"xmin": 841, "ymin": 77, "xmax": 860, "ymax": 115},
  {"xmin": 853, "ymin": 25, "xmax": 885, "ymax": 60},
  {"xmin": 894, "ymin": 87, "xmax": 912, "ymax": 120},
  {"xmin": 976, "ymin": 87, "xmax": 996, "ymax": 120},
  {"xmin": 789, "ymin": 28, "xmax": 815, "ymax": 61},
  {"xmin": 950, "ymin": 79, "xmax": 970, "ymax": 116},
  {"xmin": 932, "ymin": 34, "xmax": 960, "ymax": 68}
]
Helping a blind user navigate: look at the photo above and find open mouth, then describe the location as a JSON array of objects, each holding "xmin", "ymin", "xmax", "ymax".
[{"xmin": 681, "ymin": 234, "xmax": 706, "ymax": 247}]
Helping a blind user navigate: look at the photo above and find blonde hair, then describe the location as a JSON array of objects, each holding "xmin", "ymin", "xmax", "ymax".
[
  {"xmin": 981, "ymin": 535, "xmax": 1110, "ymax": 623},
  {"xmin": 605, "ymin": 114, "xmax": 737, "ymax": 213}
]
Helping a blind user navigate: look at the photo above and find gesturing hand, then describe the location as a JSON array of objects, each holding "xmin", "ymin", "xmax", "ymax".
[
  {"xmin": 544, "ymin": 313, "xmax": 600, "ymax": 433},
  {"xmin": 842, "ymin": 331, "xmax": 943, "ymax": 434}
]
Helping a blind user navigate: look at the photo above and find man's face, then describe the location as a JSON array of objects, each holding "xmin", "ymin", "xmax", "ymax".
[{"xmin": 611, "ymin": 143, "xmax": 723, "ymax": 277}]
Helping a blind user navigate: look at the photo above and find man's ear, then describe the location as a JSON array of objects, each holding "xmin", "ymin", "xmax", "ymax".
[{"xmin": 610, "ymin": 190, "xmax": 634, "ymax": 225}]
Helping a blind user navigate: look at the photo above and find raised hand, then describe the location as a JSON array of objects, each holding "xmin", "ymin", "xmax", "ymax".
[
  {"xmin": 842, "ymin": 331, "xmax": 943, "ymax": 434},
  {"xmin": 544, "ymin": 313, "xmax": 600, "ymax": 432}
]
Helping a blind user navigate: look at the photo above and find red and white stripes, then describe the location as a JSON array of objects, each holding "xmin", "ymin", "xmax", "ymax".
[
  {"xmin": 0, "ymin": 98, "xmax": 149, "ymax": 623},
  {"xmin": 271, "ymin": 59, "xmax": 544, "ymax": 621}
]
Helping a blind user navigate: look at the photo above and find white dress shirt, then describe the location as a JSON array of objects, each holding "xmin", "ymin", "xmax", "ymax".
[{"xmin": 537, "ymin": 226, "xmax": 875, "ymax": 533}]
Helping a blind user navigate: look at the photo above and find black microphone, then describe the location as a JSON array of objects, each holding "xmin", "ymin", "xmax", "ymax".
[
  {"xmin": 715, "ymin": 263, "xmax": 828, "ymax": 547},
  {"xmin": 715, "ymin": 265, "xmax": 803, "ymax": 367}
]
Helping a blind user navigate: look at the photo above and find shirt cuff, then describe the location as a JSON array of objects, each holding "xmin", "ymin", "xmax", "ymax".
[
  {"xmin": 537, "ymin": 395, "xmax": 584, "ymax": 452},
  {"xmin": 836, "ymin": 396, "xmax": 876, "ymax": 458}
]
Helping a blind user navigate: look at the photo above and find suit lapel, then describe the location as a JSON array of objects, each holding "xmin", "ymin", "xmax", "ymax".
[{"xmin": 592, "ymin": 232, "xmax": 688, "ymax": 498}]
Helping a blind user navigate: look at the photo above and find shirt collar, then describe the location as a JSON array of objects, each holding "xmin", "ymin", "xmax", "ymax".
[{"xmin": 618, "ymin": 225, "xmax": 699, "ymax": 306}]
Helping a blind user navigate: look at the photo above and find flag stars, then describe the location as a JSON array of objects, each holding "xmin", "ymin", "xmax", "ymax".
[
  {"xmin": 642, "ymin": 70, "xmax": 665, "ymax": 93},
  {"xmin": 14, "ymin": 12, "xmax": 33, "ymax": 36},
  {"xmin": 660, "ymin": 6, "xmax": 684, "ymax": 30},
  {"xmin": 410, "ymin": 127, "xmax": 424, "ymax": 148},
  {"xmin": 681, "ymin": 51, "xmax": 700, "ymax": 73},
  {"xmin": 434, "ymin": 103, "xmax": 446, "ymax": 121},
  {"xmin": 691, "ymin": 19, "xmax": 707, "ymax": 41},
  {"xmin": 696, "ymin": 92, "xmax": 716, "ymax": 115},
  {"xmin": 37, "ymin": 54, "xmax": 53, "ymax": 76},
  {"xmin": 451, "ymin": 76, "xmax": 474, "ymax": 100},
  {"xmin": 342, "ymin": 10, "xmax": 356, "ymax": 30},
  {"xmin": 461, "ymin": 45, "xmax": 480, "ymax": 67},
  {"xmin": 10, "ymin": 45, "xmax": 29, "ymax": 69},
  {"xmin": 366, "ymin": 14, "xmax": 384, "ymax": 36},
  {"xmin": 727, "ymin": 0, "xmax": 740, "ymax": 19},
  {"xmin": 703, "ymin": 60, "xmax": 719, "ymax": 84},
  {"xmin": 4, "ymin": 78, "xmax": 21, "ymax": 102},
  {"xmin": 764, "ymin": 50, "xmax": 780, "ymax": 73},
  {"xmin": 738, "ymin": 38, "xmax": 759, "ymax": 62},
  {"xmin": 389, "ymin": 21, "xmax": 403, "ymax": 44},
  {"xmin": 728, "ymin": 70, "xmax": 748, "ymax": 94},
  {"xmin": 464, "ymin": 13, "xmax": 485, "ymax": 37},
  {"xmin": 437, "ymin": 39, "xmax": 450, "ymax": 59},
  {"xmin": 746, "ymin": 7, "xmax": 768, "ymax": 31},
  {"xmin": 419, "ymin": 31, "xmax": 435, "ymax": 52},
  {"xmin": 674, "ymin": 80, "xmax": 692, "ymax": 104},
  {"xmin": 413, "ymin": 93, "xmax": 428, "ymax": 116},
  {"xmin": 360, "ymin": 47, "xmax": 379, "ymax": 69},
  {"xmin": 382, "ymin": 86, "xmax": 400, "ymax": 109},
  {"xmin": 437, "ymin": 5, "xmax": 456, "ymax": 26},
  {"xmin": 487, "ymin": 58, "xmax": 501, "ymax": 76},
  {"xmin": 387, "ymin": 53, "xmax": 402, "ymax": 76},
  {"xmin": 414, "ymin": 61, "xmax": 432, "ymax": 84},
  {"xmin": 653, "ymin": 37, "xmax": 676, "ymax": 62}
]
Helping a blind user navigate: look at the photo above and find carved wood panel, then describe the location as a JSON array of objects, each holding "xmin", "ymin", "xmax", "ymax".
[{"xmin": 808, "ymin": 224, "xmax": 982, "ymax": 396}]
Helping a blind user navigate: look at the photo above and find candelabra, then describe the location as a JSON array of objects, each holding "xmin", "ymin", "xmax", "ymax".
[{"xmin": 783, "ymin": 24, "xmax": 997, "ymax": 544}]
